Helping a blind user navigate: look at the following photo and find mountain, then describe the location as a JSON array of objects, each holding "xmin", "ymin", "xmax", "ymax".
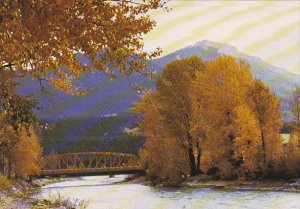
[{"xmin": 18, "ymin": 40, "xmax": 300, "ymax": 153}]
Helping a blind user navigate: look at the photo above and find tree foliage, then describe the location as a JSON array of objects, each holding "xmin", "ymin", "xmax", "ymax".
[
  {"xmin": 194, "ymin": 56, "xmax": 263, "ymax": 179},
  {"xmin": 135, "ymin": 56, "xmax": 205, "ymax": 182},
  {"xmin": 10, "ymin": 129, "xmax": 42, "ymax": 179},
  {"xmin": 281, "ymin": 134, "xmax": 300, "ymax": 177},
  {"xmin": 250, "ymin": 80, "xmax": 283, "ymax": 175},
  {"xmin": 289, "ymin": 87, "xmax": 300, "ymax": 150},
  {"xmin": 196, "ymin": 56, "xmax": 282, "ymax": 179},
  {"xmin": 0, "ymin": 0, "xmax": 163, "ymax": 94},
  {"xmin": 284, "ymin": 86, "xmax": 300, "ymax": 176},
  {"xmin": 136, "ymin": 92, "xmax": 190, "ymax": 184},
  {"xmin": 0, "ymin": 70, "xmax": 39, "ymax": 178},
  {"xmin": 136, "ymin": 55, "xmax": 285, "ymax": 182}
]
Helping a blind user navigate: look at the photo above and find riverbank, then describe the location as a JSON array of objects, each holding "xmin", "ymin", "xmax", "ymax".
[
  {"xmin": 181, "ymin": 176, "xmax": 300, "ymax": 192},
  {"xmin": 0, "ymin": 178, "xmax": 60, "ymax": 208},
  {"xmin": 0, "ymin": 178, "xmax": 89, "ymax": 209},
  {"xmin": 124, "ymin": 175, "xmax": 300, "ymax": 193}
]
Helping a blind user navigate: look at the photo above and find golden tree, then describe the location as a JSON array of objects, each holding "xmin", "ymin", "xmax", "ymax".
[
  {"xmin": 0, "ymin": 114, "xmax": 18, "ymax": 176},
  {"xmin": 250, "ymin": 80, "xmax": 283, "ymax": 175},
  {"xmin": 0, "ymin": 71, "xmax": 39, "ymax": 178},
  {"xmin": 282, "ymin": 134, "xmax": 299, "ymax": 177},
  {"xmin": 286, "ymin": 86, "xmax": 300, "ymax": 175},
  {"xmin": 135, "ymin": 56, "xmax": 205, "ymax": 179},
  {"xmin": 10, "ymin": 129, "xmax": 42, "ymax": 179},
  {"xmin": 136, "ymin": 92, "xmax": 189, "ymax": 183},
  {"xmin": 194, "ymin": 56, "xmax": 258, "ymax": 179},
  {"xmin": 289, "ymin": 87, "xmax": 300, "ymax": 151},
  {"xmin": 0, "ymin": 0, "xmax": 163, "ymax": 94},
  {"xmin": 194, "ymin": 56, "xmax": 282, "ymax": 179}
]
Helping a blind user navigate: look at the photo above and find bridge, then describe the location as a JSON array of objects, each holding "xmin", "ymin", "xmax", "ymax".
[{"xmin": 38, "ymin": 152, "xmax": 143, "ymax": 177}]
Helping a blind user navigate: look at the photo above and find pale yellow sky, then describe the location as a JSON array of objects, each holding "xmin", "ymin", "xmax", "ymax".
[{"xmin": 143, "ymin": 0, "xmax": 300, "ymax": 74}]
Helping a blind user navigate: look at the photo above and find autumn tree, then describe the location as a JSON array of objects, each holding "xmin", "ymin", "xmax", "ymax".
[
  {"xmin": 0, "ymin": 0, "xmax": 163, "ymax": 94},
  {"xmin": 281, "ymin": 134, "xmax": 299, "ymax": 177},
  {"xmin": 0, "ymin": 71, "xmax": 38, "ymax": 178},
  {"xmin": 135, "ymin": 56, "xmax": 205, "ymax": 180},
  {"xmin": 285, "ymin": 86, "xmax": 300, "ymax": 174},
  {"xmin": 289, "ymin": 86, "xmax": 300, "ymax": 151},
  {"xmin": 10, "ymin": 129, "xmax": 42, "ymax": 179},
  {"xmin": 250, "ymin": 80, "xmax": 283, "ymax": 176},
  {"xmin": 136, "ymin": 92, "xmax": 190, "ymax": 184},
  {"xmin": 0, "ymin": 114, "xmax": 18, "ymax": 176},
  {"xmin": 194, "ymin": 56, "xmax": 263, "ymax": 179}
]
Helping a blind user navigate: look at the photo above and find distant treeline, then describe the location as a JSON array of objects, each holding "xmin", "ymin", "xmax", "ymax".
[{"xmin": 39, "ymin": 113, "xmax": 145, "ymax": 154}]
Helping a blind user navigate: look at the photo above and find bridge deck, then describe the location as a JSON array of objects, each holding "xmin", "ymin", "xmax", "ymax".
[
  {"xmin": 39, "ymin": 167, "xmax": 143, "ymax": 177},
  {"xmin": 37, "ymin": 152, "xmax": 143, "ymax": 177}
]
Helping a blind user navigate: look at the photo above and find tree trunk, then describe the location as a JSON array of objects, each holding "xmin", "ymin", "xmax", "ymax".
[
  {"xmin": 297, "ymin": 122, "xmax": 300, "ymax": 152},
  {"xmin": 297, "ymin": 123, "xmax": 300, "ymax": 164},
  {"xmin": 261, "ymin": 132, "xmax": 267, "ymax": 165},
  {"xmin": 188, "ymin": 147, "xmax": 196, "ymax": 176},
  {"xmin": 7, "ymin": 158, "xmax": 12, "ymax": 179},
  {"xmin": 187, "ymin": 134, "xmax": 197, "ymax": 176},
  {"xmin": 196, "ymin": 147, "xmax": 202, "ymax": 174},
  {"xmin": 0, "ymin": 152, "xmax": 5, "ymax": 175}
]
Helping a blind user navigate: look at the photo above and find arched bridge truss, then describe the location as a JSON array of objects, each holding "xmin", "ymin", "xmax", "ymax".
[{"xmin": 40, "ymin": 152, "xmax": 142, "ymax": 177}]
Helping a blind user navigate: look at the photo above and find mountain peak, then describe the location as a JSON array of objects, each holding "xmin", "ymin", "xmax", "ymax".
[
  {"xmin": 192, "ymin": 40, "xmax": 238, "ymax": 55},
  {"xmin": 193, "ymin": 40, "xmax": 220, "ymax": 48}
]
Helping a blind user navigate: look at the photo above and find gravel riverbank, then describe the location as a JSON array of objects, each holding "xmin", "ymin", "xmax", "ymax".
[
  {"xmin": 124, "ymin": 175, "xmax": 300, "ymax": 193},
  {"xmin": 0, "ymin": 178, "xmax": 80, "ymax": 209}
]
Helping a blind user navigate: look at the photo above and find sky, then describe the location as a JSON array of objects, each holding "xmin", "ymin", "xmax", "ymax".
[{"xmin": 143, "ymin": 0, "xmax": 300, "ymax": 74}]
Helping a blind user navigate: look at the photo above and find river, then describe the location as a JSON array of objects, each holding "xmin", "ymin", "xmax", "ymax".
[{"xmin": 38, "ymin": 175, "xmax": 300, "ymax": 209}]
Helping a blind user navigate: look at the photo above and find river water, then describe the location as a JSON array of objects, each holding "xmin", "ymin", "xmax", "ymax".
[{"xmin": 39, "ymin": 175, "xmax": 300, "ymax": 209}]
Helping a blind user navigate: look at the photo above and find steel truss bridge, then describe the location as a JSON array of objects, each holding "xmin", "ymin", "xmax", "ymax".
[{"xmin": 39, "ymin": 152, "xmax": 142, "ymax": 177}]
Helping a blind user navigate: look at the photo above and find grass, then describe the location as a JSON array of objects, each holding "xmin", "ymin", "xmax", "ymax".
[
  {"xmin": 0, "ymin": 175, "xmax": 11, "ymax": 192},
  {"xmin": 31, "ymin": 193, "xmax": 89, "ymax": 209},
  {"xmin": 0, "ymin": 197, "xmax": 6, "ymax": 207}
]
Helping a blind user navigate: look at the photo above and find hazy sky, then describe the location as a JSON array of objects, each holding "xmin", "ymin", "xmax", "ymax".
[{"xmin": 144, "ymin": 0, "xmax": 300, "ymax": 74}]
